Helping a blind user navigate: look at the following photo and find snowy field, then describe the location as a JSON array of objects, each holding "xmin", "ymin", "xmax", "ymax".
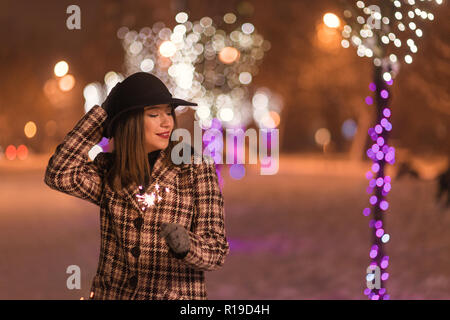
[{"xmin": 0, "ymin": 153, "xmax": 448, "ymax": 299}]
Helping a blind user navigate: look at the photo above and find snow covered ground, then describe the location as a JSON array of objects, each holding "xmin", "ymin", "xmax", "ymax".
[{"xmin": 0, "ymin": 153, "xmax": 448, "ymax": 299}]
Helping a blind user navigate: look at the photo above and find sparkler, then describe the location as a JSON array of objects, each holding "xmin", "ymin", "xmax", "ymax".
[{"xmin": 135, "ymin": 183, "xmax": 170, "ymax": 213}]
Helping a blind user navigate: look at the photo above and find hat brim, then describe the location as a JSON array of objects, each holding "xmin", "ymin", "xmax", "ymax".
[
  {"xmin": 169, "ymin": 98, "xmax": 198, "ymax": 107},
  {"xmin": 104, "ymin": 98, "xmax": 198, "ymax": 138}
]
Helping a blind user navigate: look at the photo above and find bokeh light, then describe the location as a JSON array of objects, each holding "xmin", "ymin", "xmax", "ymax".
[
  {"xmin": 24, "ymin": 121, "xmax": 37, "ymax": 138},
  {"xmin": 58, "ymin": 74, "xmax": 75, "ymax": 92},
  {"xmin": 54, "ymin": 61, "xmax": 69, "ymax": 77},
  {"xmin": 323, "ymin": 13, "xmax": 341, "ymax": 28}
]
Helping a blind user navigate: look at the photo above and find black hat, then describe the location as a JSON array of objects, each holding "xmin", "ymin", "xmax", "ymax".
[{"xmin": 103, "ymin": 72, "xmax": 197, "ymax": 138}]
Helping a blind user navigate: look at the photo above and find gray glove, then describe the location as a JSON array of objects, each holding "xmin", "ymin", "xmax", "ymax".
[{"xmin": 159, "ymin": 222, "xmax": 190, "ymax": 258}]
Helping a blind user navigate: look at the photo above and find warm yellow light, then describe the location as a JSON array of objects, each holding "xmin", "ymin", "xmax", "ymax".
[
  {"xmin": 159, "ymin": 41, "xmax": 177, "ymax": 57},
  {"xmin": 59, "ymin": 74, "xmax": 75, "ymax": 91},
  {"xmin": 24, "ymin": 121, "xmax": 37, "ymax": 138},
  {"xmin": 323, "ymin": 13, "xmax": 340, "ymax": 28},
  {"xmin": 54, "ymin": 61, "xmax": 69, "ymax": 77},
  {"xmin": 269, "ymin": 111, "xmax": 280, "ymax": 128},
  {"xmin": 218, "ymin": 47, "xmax": 240, "ymax": 64}
]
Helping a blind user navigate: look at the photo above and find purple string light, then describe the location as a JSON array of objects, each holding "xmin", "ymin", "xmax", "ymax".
[{"xmin": 363, "ymin": 78, "xmax": 396, "ymax": 300}]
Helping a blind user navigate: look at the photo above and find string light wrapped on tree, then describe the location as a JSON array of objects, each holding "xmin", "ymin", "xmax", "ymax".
[{"xmin": 332, "ymin": 0, "xmax": 443, "ymax": 300}]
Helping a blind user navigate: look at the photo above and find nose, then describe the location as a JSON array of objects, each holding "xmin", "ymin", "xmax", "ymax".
[{"xmin": 160, "ymin": 113, "xmax": 172, "ymax": 128}]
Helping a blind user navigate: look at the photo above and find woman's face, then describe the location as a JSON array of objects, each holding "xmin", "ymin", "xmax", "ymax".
[{"xmin": 143, "ymin": 104, "xmax": 174, "ymax": 153}]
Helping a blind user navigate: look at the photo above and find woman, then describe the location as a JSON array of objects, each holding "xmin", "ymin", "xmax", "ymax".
[{"xmin": 44, "ymin": 72, "xmax": 230, "ymax": 300}]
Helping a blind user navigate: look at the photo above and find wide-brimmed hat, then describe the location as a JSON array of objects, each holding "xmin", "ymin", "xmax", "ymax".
[{"xmin": 103, "ymin": 72, "xmax": 197, "ymax": 138}]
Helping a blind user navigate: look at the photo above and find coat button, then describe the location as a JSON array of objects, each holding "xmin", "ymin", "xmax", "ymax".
[
  {"xmin": 131, "ymin": 246, "xmax": 140, "ymax": 258},
  {"xmin": 133, "ymin": 217, "xmax": 143, "ymax": 229},
  {"xmin": 128, "ymin": 275, "xmax": 138, "ymax": 289}
]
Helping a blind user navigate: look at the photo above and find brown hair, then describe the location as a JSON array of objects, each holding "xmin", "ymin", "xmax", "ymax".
[{"xmin": 105, "ymin": 107, "xmax": 180, "ymax": 193}]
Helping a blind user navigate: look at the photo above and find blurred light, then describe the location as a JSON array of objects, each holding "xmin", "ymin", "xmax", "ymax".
[
  {"xmin": 230, "ymin": 164, "xmax": 245, "ymax": 180},
  {"xmin": 223, "ymin": 13, "xmax": 237, "ymax": 24},
  {"xmin": 5, "ymin": 145, "xmax": 16, "ymax": 160},
  {"xmin": 59, "ymin": 74, "xmax": 75, "ymax": 91},
  {"xmin": 140, "ymin": 59, "xmax": 155, "ymax": 72},
  {"xmin": 219, "ymin": 47, "xmax": 240, "ymax": 64},
  {"xmin": 117, "ymin": 26, "xmax": 129, "ymax": 39},
  {"xmin": 239, "ymin": 72, "xmax": 252, "ymax": 84},
  {"xmin": 405, "ymin": 55, "xmax": 413, "ymax": 64},
  {"xmin": 175, "ymin": 12, "xmax": 188, "ymax": 23},
  {"xmin": 24, "ymin": 121, "xmax": 37, "ymax": 138},
  {"xmin": 261, "ymin": 111, "xmax": 280, "ymax": 129},
  {"xmin": 43, "ymin": 78, "xmax": 58, "ymax": 98},
  {"xmin": 341, "ymin": 119, "xmax": 357, "ymax": 139},
  {"xmin": 54, "ymin": 61, "xmax": 69, "ymax": 77},
  {"xmin": 129, "ymin": 41, "xmax": 143, "ymax": 55},
  {"xmin": 315, "ymin": 128, "xmax": 331, "ymax": 146},
  {"xmin": 252, "ymin": 93, "xmax": 269, "ymax": 109},
  {"xmin": 341, "ymin": 39, "xmax": 350, "ymax": 48},
  {"xmin": 104, "ymin": 71, "xmax": 120, "ymax": 87},
  {"xmin": 365, "ymin": 96, "xmax": 373, "ymax": 105},
  {"xmin": 323, "ymin": 13, "xmax": 340, "ymax": 28},
  {"xmin": 17, "ymin": 145, "xmax": 28, "ymax": 160},
  {"xmin": 159, "ymin": 41, "xmax": 177, "ymax": 57},
  {"xmin": 83, "ymin": 82, "xmax": 103, "ymax": 112},
  {"xmin": 218, "ymin": 108, "xmax": 234, "ymax": 122},
  {"xmin": 242, "ymin": 23, "xmax": 255, "ymax": 34},
  {"xmin": 196, "ymin": 106, "xmax": 211, "ymax": 119},
  {"xmin": 45, "ymin": 120, "xmax": 57, "ymax": 137},
  {"xmin": 372, "ymin": 163, "xmax": 380, "ymax": 173}
]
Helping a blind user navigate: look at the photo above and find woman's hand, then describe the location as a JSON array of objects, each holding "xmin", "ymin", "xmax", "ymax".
[{"xmin": 159, "ymin": 222, "xmax": 190, "ymax": 256}]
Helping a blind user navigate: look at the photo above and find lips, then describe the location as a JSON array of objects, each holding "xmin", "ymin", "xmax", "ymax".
[{"xmin": 156, "ymin": 131, "xmax": 170, "ymax": 139}]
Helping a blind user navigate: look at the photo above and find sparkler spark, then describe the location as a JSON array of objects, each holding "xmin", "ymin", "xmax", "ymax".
[{"xmin": 135, "ymin": 184, "xmax": 170, "ymax": 212}]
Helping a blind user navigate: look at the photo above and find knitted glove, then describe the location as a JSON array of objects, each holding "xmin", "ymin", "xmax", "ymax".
[{"xmin": 159, "ymin": 222, "xmax": 190, "ymax": 258}]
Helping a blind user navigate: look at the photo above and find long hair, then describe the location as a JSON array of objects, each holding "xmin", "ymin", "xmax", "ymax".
[{"xmin": 105, "ymin": 107, "xmax": 179, "ymax": 193}]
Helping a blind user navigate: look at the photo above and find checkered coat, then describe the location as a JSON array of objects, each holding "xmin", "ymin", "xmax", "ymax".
[{"xmin": 44, "ymin": 105, "xmax": 230, "ymax": 300}]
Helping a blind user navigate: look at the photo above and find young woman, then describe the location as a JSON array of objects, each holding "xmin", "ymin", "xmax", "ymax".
[{"xmin": 44, "ymin": 72, "xmax": 230, "ymax": 300}]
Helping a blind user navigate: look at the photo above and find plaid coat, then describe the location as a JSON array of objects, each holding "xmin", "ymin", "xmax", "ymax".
[{"xmin": 44, "ymin": 105, "xmax": 230, "ymax": 300}]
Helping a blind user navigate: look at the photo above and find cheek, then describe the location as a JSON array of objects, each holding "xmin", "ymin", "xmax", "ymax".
[{"xmin": 144, "ymin": 118, "xmax": 155, "ymax": 133}]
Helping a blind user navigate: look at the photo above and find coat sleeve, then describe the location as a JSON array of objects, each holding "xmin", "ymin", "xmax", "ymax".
[
  {"xmin": 178, "ymin": 156, "xmax": 230, "ymax": 271},
  {"xmin": 44, "ymin": 105, "xmax": 107, "ymax": 207}
]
